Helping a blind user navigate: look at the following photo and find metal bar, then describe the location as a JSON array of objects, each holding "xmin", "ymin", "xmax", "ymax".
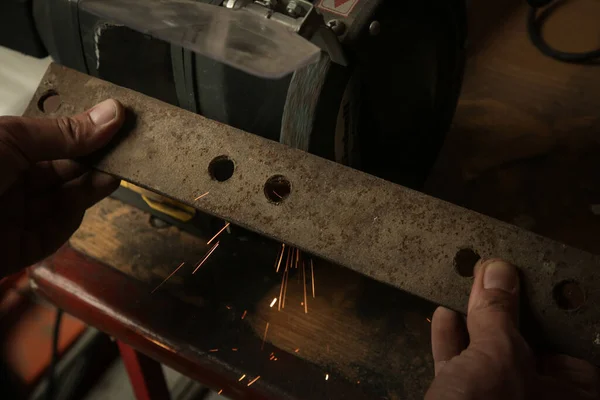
[{"xmin": 24, "ymin": 64, "xmax": 600, "ymax": 365}]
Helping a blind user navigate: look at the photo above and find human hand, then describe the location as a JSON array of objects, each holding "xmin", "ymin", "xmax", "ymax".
[
  {"xmin": 0, "ymin": 99, "xmax": 124, "ymax": 278},
  {"xmin": 426, "ymin": 259, "xmax": 599, "ymax": 399}
]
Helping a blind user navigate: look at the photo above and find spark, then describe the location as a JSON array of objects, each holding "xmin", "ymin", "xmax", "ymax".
[
  {"xmin": 295, "ymin": 248, "xmax": 300, "ymax": 269},
  {"xmin": 278, "ymin": 265, "xmax": 286, "ymax": 311},
  {"xmin": 238, "ymin": 374, "xmax": 246, "ymax": 381},
  {"xmin": 294, "ymin": 348, "xmax": 300, "ymax": 353},
  {"xmin": 311, "ymin": 259, "xmax": 315, "ymax": 298},
  {"xmin": 357, "ymin": 380, "xmax": 360, "ymax": 384},
  {"xmin": 193, "ymin": 241, "xmax": 220, "ymax": 274},
  {"xmin": 272, "ymin": 191, "xmax": 283, "ymax": 199},
  {"xmin": 209, "ymin": 349, "xmax": 219, "ymax": 352},
  {"xmin": 275, "ymin": 244, "xmax": 285, "ymax": 272},
  {"xmin": 241, "ymin": 310, "xmax": 247, "ymax": 320},
  {"xmin": 151, "ymin": 262, "xmax": 185, "ymax": 294},
  {"xmin": 270, "ymin": 298, "xmax": 277, "ymax": 308},
  {"xmin": 426, "ymin": 318, "xmax": 432, "ymax": 323},
  {"xmin": 247, "ymin": 376, "xmax": 260, "ymax": 386},
  {"xmin": 325, "ymin": 374, "xmax": 329, "ymax": 381},
  {"xmin": 194, "ymin": 191, "xmax": 209, "ymax": 201},
  {"xmin": 218, "ymin": 389, "xmax": 223, "ymax": 395},
  {"xmin": 285, "ymin": 246, "xmax": 291, "ymax": 271},
  {"xmin": 207, "ymin": 222, "xmax": 230, "ymax": 245},
  {"xmin": 282, "ymin": 264, "xmax": 290, "ymax": 309},
  {"xmin": 261, "ymin": 322, "xmax": 269, "ymax": 350},
  {"xmin": 232, "ymin": 348, "xmax": 238, "ymax": 351},
  {"xmin": 226, "ymin": 305, "xmax": 232, "ymax": 310},
  {"xmin": 302, "ymin": 261, "xmax": 308, "ymax": 314}
]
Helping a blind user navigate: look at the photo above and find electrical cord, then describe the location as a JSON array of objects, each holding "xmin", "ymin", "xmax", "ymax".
[
  {"xmin": 46, "ymin": 308, "xmax": 64, "ymax": 400},
  {"xmin": 527, "ymin": 2, "xmax": 600, "ymax": 63}
]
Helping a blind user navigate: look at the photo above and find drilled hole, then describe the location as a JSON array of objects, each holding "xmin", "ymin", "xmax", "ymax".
[
  {"xmin": 208, "ymin": 156, "xmax": 235, "ymax": 182},
  {"xmin": 38, "ymin": 90, "xmax": 61, "ymax": 114},
  {"xmin": 553, "ymin": 280, "xmax": 585, "ymax": 311},
  {"xmin": 264, "ymin": 175, "xmax": 291, "ymax": 203},
  {"xmin": 453, "ymin": 248, "xmax": 481, "ymax": 277}
]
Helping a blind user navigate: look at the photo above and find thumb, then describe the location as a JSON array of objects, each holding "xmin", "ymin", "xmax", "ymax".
[
  {"xmin": 0, "ymin": 98, "xmax": 124, "ymax": 167},
  {"xmin": 467, "ymin": 259, "xmax": 520, "ymax": 344}
]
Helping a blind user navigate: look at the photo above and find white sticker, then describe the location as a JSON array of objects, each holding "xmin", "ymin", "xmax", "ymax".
[{"xmin": 318, "ymin": 0, "xmax": 359, "ymax": 16}]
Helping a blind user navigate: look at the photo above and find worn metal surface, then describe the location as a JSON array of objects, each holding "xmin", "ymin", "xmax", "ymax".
[{"xmin": 25, "ymin": 64, "xmax": 600, "ymax": 365}]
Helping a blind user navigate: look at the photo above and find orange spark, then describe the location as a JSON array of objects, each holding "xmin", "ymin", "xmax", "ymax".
[
  {"xmin": 151, "ymin": 262, "xmax": 185, "ymax": 294},
  {"xmin": 278, "ymin": 266, "xmax": 286, "ymax": 311},
  {"xmin": 282, "ymin": 265, "xmax": 290, "ymax": 309},
  {"xmin": 217, "ymin": 389, "xmax": 223, "ymax": 395},
  {"xmin": 275, "ymin": 244, "xmax": 285, "ymax": 272},
  {"xmin": 247, "ymin": 376, "xmax": 260, "ymax": 386},
  {"xmin": 285, "ymin": 247, "xmax": 294, "ymax": 268},
  {"xmin": 295, "ymin": 248, "xmax": 300, "ymax": 269},
  {"xmin": 426, "ymin": 318, "xmax": 432, "ymax": 323},
  {"xmin": 226, "ymin": 305, "xmax": 232, "ymax": 310},
  {"xmin": 270, "ymin": 298, "xmax": 277, "ymax": 308},
  {"xmin": 194, "ymin": 192, "xmax": 209, "ymax": 201},
  {"xmin": 302, "ymin": 261, "xmax": 308, "ymax": 314},
  {"xmin": 207, "ymin": 222, "xmax": 230, "ymax": 245},
  {"xmin": 241, "ymin": 310, "xmax": 247, "ymax": 320},
  {"xmin": 261, "ymin": 322, "xmax": 269, "ymax": 350},
  {"xmin": 209, "ymin": 349, "xmax": 219, "ymax": 352},
  {"xmin": 193, "ymin": 242, "xmax": 220, "ymax": 274},
  {"xmin": 272, "ymin": 191, "xmax": 283, "ymax": 199},
  {"xmin": 232, "ymin": 348, "xmax": 238, "ymax": 351},
  {"xmin": 294, "ymin": 348, "xmax": 300, "ymax": 353},
  {"xmin": 311, "ymin": 259, "xmax": 315, "ymax": 298},
  {"xmin": 238, "ymin": 374, "xmax": 246, "ymax": 381}
]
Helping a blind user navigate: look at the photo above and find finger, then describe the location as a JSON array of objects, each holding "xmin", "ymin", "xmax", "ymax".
[
  {"xmin": 0, "ymin": 99, "xmax": 124, "ymax": 167},
  {"xmin": 61, "ymin": 171, "xmax": 121, "ymax": 212},
  {"xmin": 540, "ymin": 354, "xmax": 600, "ymax": 395},
  {"xmin": 19, "ymin": 211, "xmax": 85, "ymax": 270},
  {"xmin": 24, "ymin": 171, "xmax": 120, "ymax": 228},
  {"xmin": 431, "ymin": 306, "xmax": 468, "ymax": 376},
  {"xmin": 26, "ymin": 160, "xmax": 88, "ymax": 193},
  {"xmin": 467, "ymin": 259, "xmax": 520, "ymax": 343}
]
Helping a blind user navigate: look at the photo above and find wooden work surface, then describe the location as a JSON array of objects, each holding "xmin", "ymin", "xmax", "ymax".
[{"xmin": 34, "ymin": 1, "xmax": 600, "ymax": 399}]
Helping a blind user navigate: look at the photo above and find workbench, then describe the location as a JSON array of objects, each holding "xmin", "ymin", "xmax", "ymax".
[{"xmin": 29, "ymin": 1, "xmax": 600, "ymax": 399}]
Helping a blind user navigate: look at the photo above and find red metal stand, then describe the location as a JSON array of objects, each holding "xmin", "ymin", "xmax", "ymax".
[{"xmin": 118, "ymin": 341, "xmax": 171, "ymax": 400}]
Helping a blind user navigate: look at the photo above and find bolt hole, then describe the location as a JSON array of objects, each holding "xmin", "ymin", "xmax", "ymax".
[
  {"xmin": 553, "ymin": 280, "xmax": 585, "ymax": 311},
  {"xmin": 453, "ymin": 248, "xmax": 481, "ymax": 277},
  {"xmin": 208, "ymin": 156, "xmax": 235, "ymax": 182},
  {"xmin": 38, "ymin": 90, "xmax": 61, "ymax": 114},
  {"xmin": 264, "ymin": 175, "xmax": 291, "ymax": 203}
]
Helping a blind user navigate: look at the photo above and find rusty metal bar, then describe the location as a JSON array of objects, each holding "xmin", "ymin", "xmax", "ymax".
[{"xmin": 24, "ymin": 64, "xmax": 600, "ymax": 365}]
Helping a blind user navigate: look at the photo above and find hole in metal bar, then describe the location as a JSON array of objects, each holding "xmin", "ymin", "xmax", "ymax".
[
  {"xmin": 38, "ymin": 90, "xmax": 61, "ymax": 114},
  {"xmin": 453, "ymin": 248, "xmax": 481, "ymax": 277},
  {"xmin": 264, "ymin": 175, "xmax": 291, "ymax": 203},
  {"xmin": 553, "ymin": 280, "xmax": 585, "ymax": 311},
  {"xmin": 208, "ymin": 156, "xmax": 235, "ymax": 182}
]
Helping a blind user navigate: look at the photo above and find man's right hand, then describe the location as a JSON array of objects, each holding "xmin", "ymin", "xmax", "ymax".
[{"xmin": 426, "ymin": 259, "xmax": 600, "ymax": 400}]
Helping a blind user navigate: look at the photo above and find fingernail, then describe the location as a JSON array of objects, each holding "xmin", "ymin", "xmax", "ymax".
[
  {"xmin": 89, "ymin": 99, "xmax": 117, "ymax": 126},
  {"xmin": 483, "ymin": 260, "xmax": 518, "ymax": 293}
]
